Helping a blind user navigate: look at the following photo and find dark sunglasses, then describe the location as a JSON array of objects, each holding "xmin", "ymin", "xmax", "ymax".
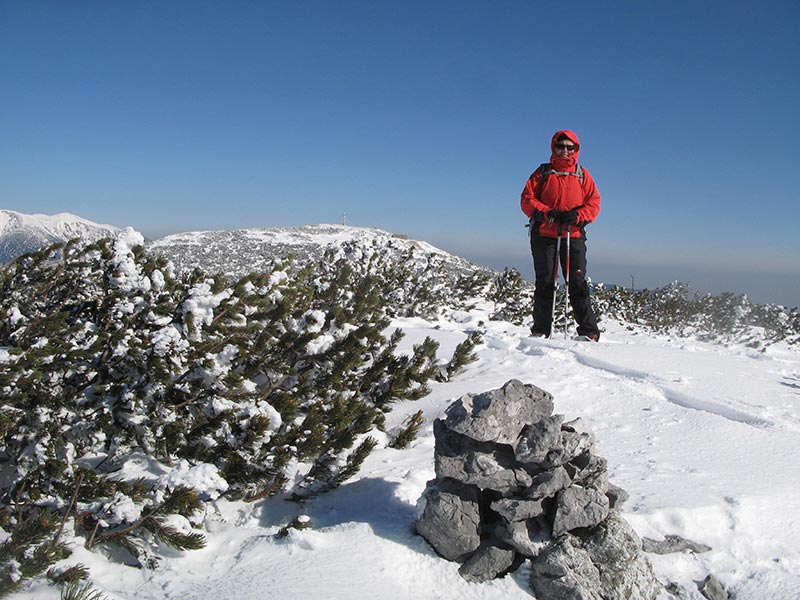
[{"xmin": 555, "ymin": 143, "xmax": 577, "ymax": 152}]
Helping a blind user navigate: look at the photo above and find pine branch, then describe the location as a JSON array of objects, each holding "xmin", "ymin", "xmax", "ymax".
[
  {"xmin": 52, "ymin": 472, "xmax": 84, "ymax": 549},
  {"xmin": 143, "ymin": 519, "xmax": 206, "ymax": 551},
  {"xmin": 86, "ymin": 505, "xmax": 160, "ymax": 549},
  {"xmin": 389, "ymin": 410, "xmax": 424, "ymax": 450},
  {"xmin": 47, "ymin": 563, "xmax": 90, "ymax": 585},
  {"xmin": 443, "ymin": 331, "xmax": 482, "ymax": 380},
  {"xmin": 291, "ymin": 437, "xmax": 378, "ymax": 501},
  {"xmin": 243, "ymin": 476, "xmax": 285, "ymax": 503},
  {"xmin": 60, "ymin": 581, "xmax": 110, "ymax": 600}
]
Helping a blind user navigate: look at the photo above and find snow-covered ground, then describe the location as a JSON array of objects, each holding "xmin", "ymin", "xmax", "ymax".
[{"xmin": 11, "ymin": 307, "xmax": 800, "ymax": 600}]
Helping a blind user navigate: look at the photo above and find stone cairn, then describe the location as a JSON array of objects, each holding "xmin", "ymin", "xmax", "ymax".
[{"xmin": 415, "ymin": 379, "xmax": 662, "ymax": 600}]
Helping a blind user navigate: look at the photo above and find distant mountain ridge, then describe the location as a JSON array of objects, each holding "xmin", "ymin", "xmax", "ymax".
[
  {"xmin": 0, "ymin": 209, "xmax": 120, "ymax": 264},
  {"xmin": 0, "ymin": 212, "xmax": 491, "ymax": 283},
  {"xmin": 147, "ymin": 224, "xmax": 489, "ymax": 279}
]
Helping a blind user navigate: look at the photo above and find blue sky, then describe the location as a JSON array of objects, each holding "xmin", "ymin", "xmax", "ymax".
[{"xmin": 2, "ymin": 1, "xmax": 798, "ymax": 306}]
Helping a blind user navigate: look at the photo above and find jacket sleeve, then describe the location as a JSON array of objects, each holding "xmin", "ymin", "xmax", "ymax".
[
  {"xmin": 576, "ymin": 169, "xmax": 601, "ymax": 225},
  {"xmin": 520, "ymin": 170, "xmax": 550, "ymax": 221}
]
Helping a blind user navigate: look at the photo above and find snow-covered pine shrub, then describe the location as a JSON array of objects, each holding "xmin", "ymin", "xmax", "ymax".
[
  {"xmin": 593, "ymin": 281, "xmax": 800, "ymax": 346},
  {"xmin": 690, "ymin": 291, "xmax": 753, "ymax": 344},
  {"xmin": 640, "ymin": 282, "xmax": 695, "ymax": 333},
  {"xmin": 787, "ymin": 307, "xmax": 800, "ymax": 346},
  {"xmin": 488, "ymin": 268, "xmax": 535, "ymax": 325},
  {"xmin": 0, "ymin": 232, "xmax": 454, "ymax": 592},
  {"xmin": 591, "ymin": 281, "xmax": 696, "ymax": 334},
  {"xmin": 452, "ymin": 270, "xmax": 494, "ymax": 307},
  {"xmin": 748, "ymin": 302, "xmax": 800, "ymax": 346},
  {"xmin": 591, "ymin": 284, "xmax": 638, "ymax": 329},
  {"xmin": 320, "ymin": 240, "xmax": 494, "ymax": 320}
]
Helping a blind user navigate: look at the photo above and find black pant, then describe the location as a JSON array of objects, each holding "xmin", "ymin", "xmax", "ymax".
[{"xmin": 530, "ymin": 234, "xmax": 599, "ymax": 337}]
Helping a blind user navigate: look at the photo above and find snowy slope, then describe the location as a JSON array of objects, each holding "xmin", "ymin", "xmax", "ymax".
[
  {"xmin": 9, "ymin": 308, "xmax": 799, "ymax": 600},
  {"xmin": 0, "ymin": 210, "xmax": 120, "ymax": 263},
  {"xmin": 147, "ymin": 224, "xmax": 487, "ymax": 279}
]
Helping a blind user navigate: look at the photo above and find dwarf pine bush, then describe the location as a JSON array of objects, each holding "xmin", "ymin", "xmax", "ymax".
[
  {"xmin": 592, "ymin": 281, "xmax": 799, "ymax": 346},
  {"xmin": 484, "ymin": 269, "xmax": 799, "ymax": 346},
  {"xmin": 0, "ymin": 231, "xmax": 468, "ymax": 593},
  {"xmin": 489, "ymin": 268, "xmax": 535, "ymax": 325}
]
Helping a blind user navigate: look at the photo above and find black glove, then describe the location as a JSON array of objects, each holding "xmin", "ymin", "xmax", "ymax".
[
  {"xmin": 547, "ymin": 210, "xmax": 563, "ymax": 222},
  {"xmin": 562, "ymin": 210, "xmax": 579, "ymax": 225}
]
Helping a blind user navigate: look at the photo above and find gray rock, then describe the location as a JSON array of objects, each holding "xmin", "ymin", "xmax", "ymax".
[
  {"xmin": 542, "ymin": 428, "xmax": 597, "ymax": 470},
  {"xmin": 585, "ymin": 511, "xmax": 661, "ymax": 599},
  {"xmin": 699, "ymin": 574, "xmax": 729, "ymax": 600},
  {"xmin": 553, "ymin": 485, "xmax": 610, "ymax": 537},
  {"xmin": 515, "ymin": 414, "xmax": 564, "ymax": 464},
  {"xmin": 496, "ymin": 519, "xmax": 550, "ymax": 558},
  {"xmin": 664, "ymin": 581, "xmax": 695, "ymax": 599},
  {"xmin": 531, "ymin": 539, "xmax": 604, "ymax": 600},
  {"xmin": 524, "ymin": 466, "xmax": 572, "ymax": 500},
  {"xmin": 582, "ymin": 511, "xmax": 650, "ymax": 570},
  {"xmin": 490, "ymin": 497, "xmax": 548, "ymax": 522},
  {"xmin": 566, "ymin": 450, "xmax": 609, "ymax": 492},
  {"xmin": 435, "ymin": 448, "xmax": 533, "ymax": 493},
  {"xmin": 606, "ymin": 482, "xmax": 630, "ymax": 509},
  {"xmin": 562, "ymin": 417, "xmax": 596, "ymax": 441},
  {"xmin": 457, "ymin": 543, "xmax": 520, "ymax": 583},
  {"xmin": 443, "ymin": 379, "xmax": 554, "ymax": 445},
  {"xmin": 642, "ymin": 534, "xmax": 712, "ymax": 555},
  {"xmin": 415, "ymin": 479, "xmax": 482, "ymax": 561},
  {"xmin": 434, "ymin": 418, "xmax": 533, "ymax": 492},
  {"xmin": 531, "ymin": 511, "xmax": 661, "ymax": 600}
]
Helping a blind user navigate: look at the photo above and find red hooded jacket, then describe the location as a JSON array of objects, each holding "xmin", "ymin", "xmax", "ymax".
[{"xmin": 520, "ymin": 130, "xmax": 601, "ymax": 238}]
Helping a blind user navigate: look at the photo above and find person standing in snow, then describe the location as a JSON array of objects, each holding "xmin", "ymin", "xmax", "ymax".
[{"xmin": 520, "ymin": 129, "xmax": 601, "ymax": 340}]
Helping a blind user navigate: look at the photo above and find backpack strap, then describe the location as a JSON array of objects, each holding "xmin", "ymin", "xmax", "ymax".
[
  {"xmin": 535, "ymin": 163, "xmax": 550, "ymax": 197},
  {"xmin": 540, "ymin": 163, "xmax": 584, "ymax": 185}
]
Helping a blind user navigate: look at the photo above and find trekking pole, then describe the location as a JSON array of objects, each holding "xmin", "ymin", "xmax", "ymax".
[
  {"xmin": 564, "ymin": 225, "xmax": 571, "ymax": 339},
  {"xmin": 548, "ymin": 225, "xmax": 562, "ymax": 339}
]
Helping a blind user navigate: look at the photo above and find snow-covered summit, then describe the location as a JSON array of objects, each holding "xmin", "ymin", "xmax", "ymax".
[
  {"xmin": 0, "ymin": 209, "xmax": 120, "ymax": 264},
  {"xmin": 148, "ymin": 224, "xmax": 486, "ymax": 279}
]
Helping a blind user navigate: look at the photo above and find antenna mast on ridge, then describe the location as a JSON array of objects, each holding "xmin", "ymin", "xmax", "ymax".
[{"xmin": 342, "ymin": 212, "xmax": 347, "ymax": 226}]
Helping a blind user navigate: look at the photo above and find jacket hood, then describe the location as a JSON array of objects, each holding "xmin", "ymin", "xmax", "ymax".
[{"xmin": 550, "ymin": 129, "xmax": 580, "ymax": 171}]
